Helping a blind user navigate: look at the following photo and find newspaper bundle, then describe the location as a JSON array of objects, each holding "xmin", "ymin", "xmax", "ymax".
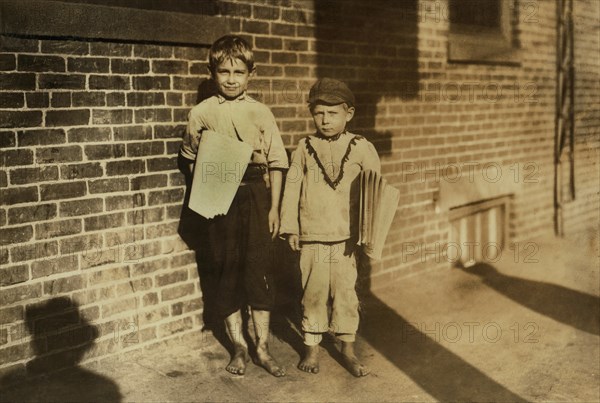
[{"xmin": 358, "ymin": 169, "xmax": 400, "ymax": 260}]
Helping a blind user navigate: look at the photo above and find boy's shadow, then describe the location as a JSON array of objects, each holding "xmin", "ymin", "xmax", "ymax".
[
  {"xmin": 267, "ymin": 242, "xmax": 305, "ymax": 358},
  {"xmin": 0, "ymin": 298, "xmax": 122, "ymax": 402},
  {"xmin": 356, "ymin": 258, "xmax": 529, "ymax": 402},
  {"xmin": 176, "ymin": 156, "xmax": 234, "ymax": 354},
  {"xmin": 463, "ymin": 262, "xmax": 600, "ymax": 335}
]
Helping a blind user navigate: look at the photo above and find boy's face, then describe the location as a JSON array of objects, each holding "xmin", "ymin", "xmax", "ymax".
[
  {"xmin": 311, "ymin": 103, "xmax": 355, "ymax": 137},
  {"xmin": 212, "ymin": 57, "xmax": 254, "ymax": 100}
]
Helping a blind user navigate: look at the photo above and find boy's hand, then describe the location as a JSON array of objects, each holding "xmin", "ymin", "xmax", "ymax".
[
  {"xmin": 268, "ymin": 207, "xmax": 279, "ymax": 239},
  {"xmin": 287, "ymin": 235, "xmax": 300, "ymax": 251}
]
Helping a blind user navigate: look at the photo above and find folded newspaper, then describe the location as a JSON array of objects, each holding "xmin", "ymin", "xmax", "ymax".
[
  {"xmin": 358, "ymin": 169, "xmax": 400, "ymax": 260},
  {"xmin": 188, "ymin": 130, "xmax": 253, "ymax": 218}
]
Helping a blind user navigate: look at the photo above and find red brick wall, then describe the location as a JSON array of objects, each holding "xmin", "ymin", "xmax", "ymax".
[{"xmin": 1, "ymin": 0, "xmax": 598, "ymax": 374}]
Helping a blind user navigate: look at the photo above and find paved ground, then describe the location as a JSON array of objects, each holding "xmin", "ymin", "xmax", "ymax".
[{"xmin": 2, "ymin": 229, "xmax": 599, "ymax": 402}]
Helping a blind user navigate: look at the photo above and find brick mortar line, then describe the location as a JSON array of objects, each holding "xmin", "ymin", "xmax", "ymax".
[
  {"xmin": 1, "ymin": 225, "xmax": 186, "ymax": 264},
  {"xmin": 3, "ymin": 171, "xmax": 182, "ymax": 183},
  {"xmin": 0, "ymin": 273, "xmax": 199, "ymax": 313}
]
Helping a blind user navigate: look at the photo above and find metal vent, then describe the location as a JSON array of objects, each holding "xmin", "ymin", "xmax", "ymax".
[{"xmin": 449, "ymin": 196, "xmax": 510, "ymax": 267}]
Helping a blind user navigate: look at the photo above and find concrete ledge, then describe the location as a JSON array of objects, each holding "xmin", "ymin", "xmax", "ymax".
[
  {"xmin": 438, "ymin": 164, "xmax": 522, "ymax": 211},
  {"xmin": 0, "ymin": 0, "xmax": 229, "ymax": 46}
]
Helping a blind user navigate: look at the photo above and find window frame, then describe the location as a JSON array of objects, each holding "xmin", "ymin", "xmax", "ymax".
[{"xmin": 0, "ymin": 0, "xmax": 228, "ymax": 46}]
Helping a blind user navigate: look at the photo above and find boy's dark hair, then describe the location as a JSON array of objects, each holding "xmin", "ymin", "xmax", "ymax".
[{"xmin": 209, "ymin": 35, "xmax": 255, "ymax": 74}]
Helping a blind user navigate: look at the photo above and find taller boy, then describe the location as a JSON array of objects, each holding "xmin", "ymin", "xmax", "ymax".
[{"xmin": 180, "ymin": 35, "xmax": 288, "ymax": 377}]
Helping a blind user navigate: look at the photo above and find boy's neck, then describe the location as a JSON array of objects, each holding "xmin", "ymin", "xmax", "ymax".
[
  {"xmin": 316, "ymin": 130, "xmax": 346, "ymax": 142},
  {"xmin": 217, "ymin": 91, "xmax": 247, "ymax": 102}
]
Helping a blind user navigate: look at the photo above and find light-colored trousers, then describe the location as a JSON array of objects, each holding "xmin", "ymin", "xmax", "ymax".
[{"xmin": 300, "ymin": 241, "xmax": 359, "ymax": 345}]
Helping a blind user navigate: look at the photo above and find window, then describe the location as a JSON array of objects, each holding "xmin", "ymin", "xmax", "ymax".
[
  {"xmin": 451, "ymin": 0, "xmax": 501, "ymax": 28},
  {"xmin": 448, "ymin": 0, "xmax": 520, "ymax": 65}
]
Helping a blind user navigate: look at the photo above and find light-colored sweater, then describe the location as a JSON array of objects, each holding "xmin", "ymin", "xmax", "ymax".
[
  {"xmin": 180, "ymin": 93, "xmax": 288, "ymax": 171},
  {"xmin": 280, "ymin": 131, "xmax": 381, "ymax": 242}
]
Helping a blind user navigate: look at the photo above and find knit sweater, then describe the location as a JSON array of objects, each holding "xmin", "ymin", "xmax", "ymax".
[{"xmin": 280, "ymin": 131, "xmax": 381, "ymax": 242}]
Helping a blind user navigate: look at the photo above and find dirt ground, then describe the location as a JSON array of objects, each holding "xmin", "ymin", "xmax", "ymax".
[{"xmin": 2, "ymin": 230, "xmax": 599, "ymax": 402}]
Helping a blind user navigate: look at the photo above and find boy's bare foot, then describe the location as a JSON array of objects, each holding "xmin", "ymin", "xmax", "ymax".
[
  {"xmin": 341, "ymin": 341, "xmax": 369, "ymax": 377},
  {"xmin": 226, "ymin": 346, "xmax": 249, "ymax": 375},
  {"xmin": 342, "ymin": 353, "xmax": 370, "ymax": 377},
  {"xmin": 255, "ymin": 344, "xmax": 286, "ymax": 377},
  {"xmin": 298, "ymin": 344, "xmax": 320, "ymax": 374}
]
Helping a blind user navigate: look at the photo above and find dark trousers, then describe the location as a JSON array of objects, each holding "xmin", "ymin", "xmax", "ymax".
[{"xmin": 206, "ymin": 180, "xmax": 276, "ymax": 318}]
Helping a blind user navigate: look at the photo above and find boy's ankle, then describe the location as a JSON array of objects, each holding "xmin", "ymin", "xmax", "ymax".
[
  {"xmin": 341, "ymin": 340, "xmax": 355, "ymax": 355},
  {"xmin": 232, "ymin": 342, "xmax": 248, "ymax": 353},
  {"xmin": 256, "ymin": 342, "xmax": 269, "ymax": 352},
  {"xmin": 303, "ymin": 332, "xmax": 323, "ymax": 346}
]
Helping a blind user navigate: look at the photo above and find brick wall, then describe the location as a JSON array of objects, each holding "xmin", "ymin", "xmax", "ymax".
[
  {"xmin": 563, "ymin": 0, "xmax": 600, "ymax": 235},
  {"xmin": 0, "ymin": 36, "xmax": 209, "ymax": 375},
  {"xmin": 1, "ymin": 0, "xmax": 598, "ymax": 375}
]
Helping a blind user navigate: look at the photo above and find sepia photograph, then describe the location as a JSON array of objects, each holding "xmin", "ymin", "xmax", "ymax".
[{"xmin": 0, "ymin": 0, "xmax": 598, "ymax": 401}]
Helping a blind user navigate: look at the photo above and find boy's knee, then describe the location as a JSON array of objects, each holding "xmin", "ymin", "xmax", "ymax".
[{"xmin": 302, "ymin": 292, "xmax": 327, "ymax": 311}]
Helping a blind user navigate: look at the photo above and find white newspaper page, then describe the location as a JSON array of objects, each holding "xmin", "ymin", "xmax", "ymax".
[{"xmin": 188, "ymin": 130, "xmax": 253, "ymax": 219}]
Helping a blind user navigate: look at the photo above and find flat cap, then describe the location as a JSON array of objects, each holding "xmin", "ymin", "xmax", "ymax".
[{"xmin": 308, "ymin": 77, "xmax": 355, "ymax": 107}]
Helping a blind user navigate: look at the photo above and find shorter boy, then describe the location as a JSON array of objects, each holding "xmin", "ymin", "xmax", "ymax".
[{"xmin": 280, "ymin": 78, "xmax": 380, "ymax": 377}]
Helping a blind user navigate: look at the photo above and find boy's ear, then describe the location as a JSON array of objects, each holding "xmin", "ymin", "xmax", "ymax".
[
  {"xmin": 207, "ymin": 66, "xmax": 215, "ymax": 78},
  {"xmin": 345, "ymin": 106, "xmax": 355, "ymax": 122},
  {"xmin": 249, "ymin": 66, "xmax": 257, "ymax": 77}
]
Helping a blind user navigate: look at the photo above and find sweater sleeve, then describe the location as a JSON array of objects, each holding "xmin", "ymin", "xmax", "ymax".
[
  {"xmin": 362, "ymin": 140, "xmax": 381, "ymax": 173},
  {"xmin": 261, "ymin": 106, "xmax": 289, "ymax": 170},
  {"xmin": 180, "ymin": 106, "xmax": 205, "ymax": 161},
  {"xmin": 279, "ymin": 140, "xmax": 305, "ymax": 237}
]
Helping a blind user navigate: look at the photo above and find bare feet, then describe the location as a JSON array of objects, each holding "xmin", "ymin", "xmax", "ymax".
[
  {"xmin": 341, "ymin": 341, "xmax": 369, "ymax": 377},
  {"xmin": 298, "ymin": 344, "xmax": 320, "ymax": 374},
  {"xmin": 226, "ymin": 346, "xmax": 249, "ymax": 375},
  {"xmin": 255, "ymin": 344, "xmax": 286, "ymax": 377}
]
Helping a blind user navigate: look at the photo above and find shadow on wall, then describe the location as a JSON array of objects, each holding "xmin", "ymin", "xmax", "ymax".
[
  {"xmin": 0, "ymin": 298, "xmax": 122, "ymax": 402},
  {"xmin": 315, "ymin": 0, "xmax": 421, "ymax": 155},
  {"xmin": 196, "ymin": 78, "xmax": 218, "ymax": 104},
  {"xmin": 463, "ymin": 263, "xmax": 600, "ymax": 335}
]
